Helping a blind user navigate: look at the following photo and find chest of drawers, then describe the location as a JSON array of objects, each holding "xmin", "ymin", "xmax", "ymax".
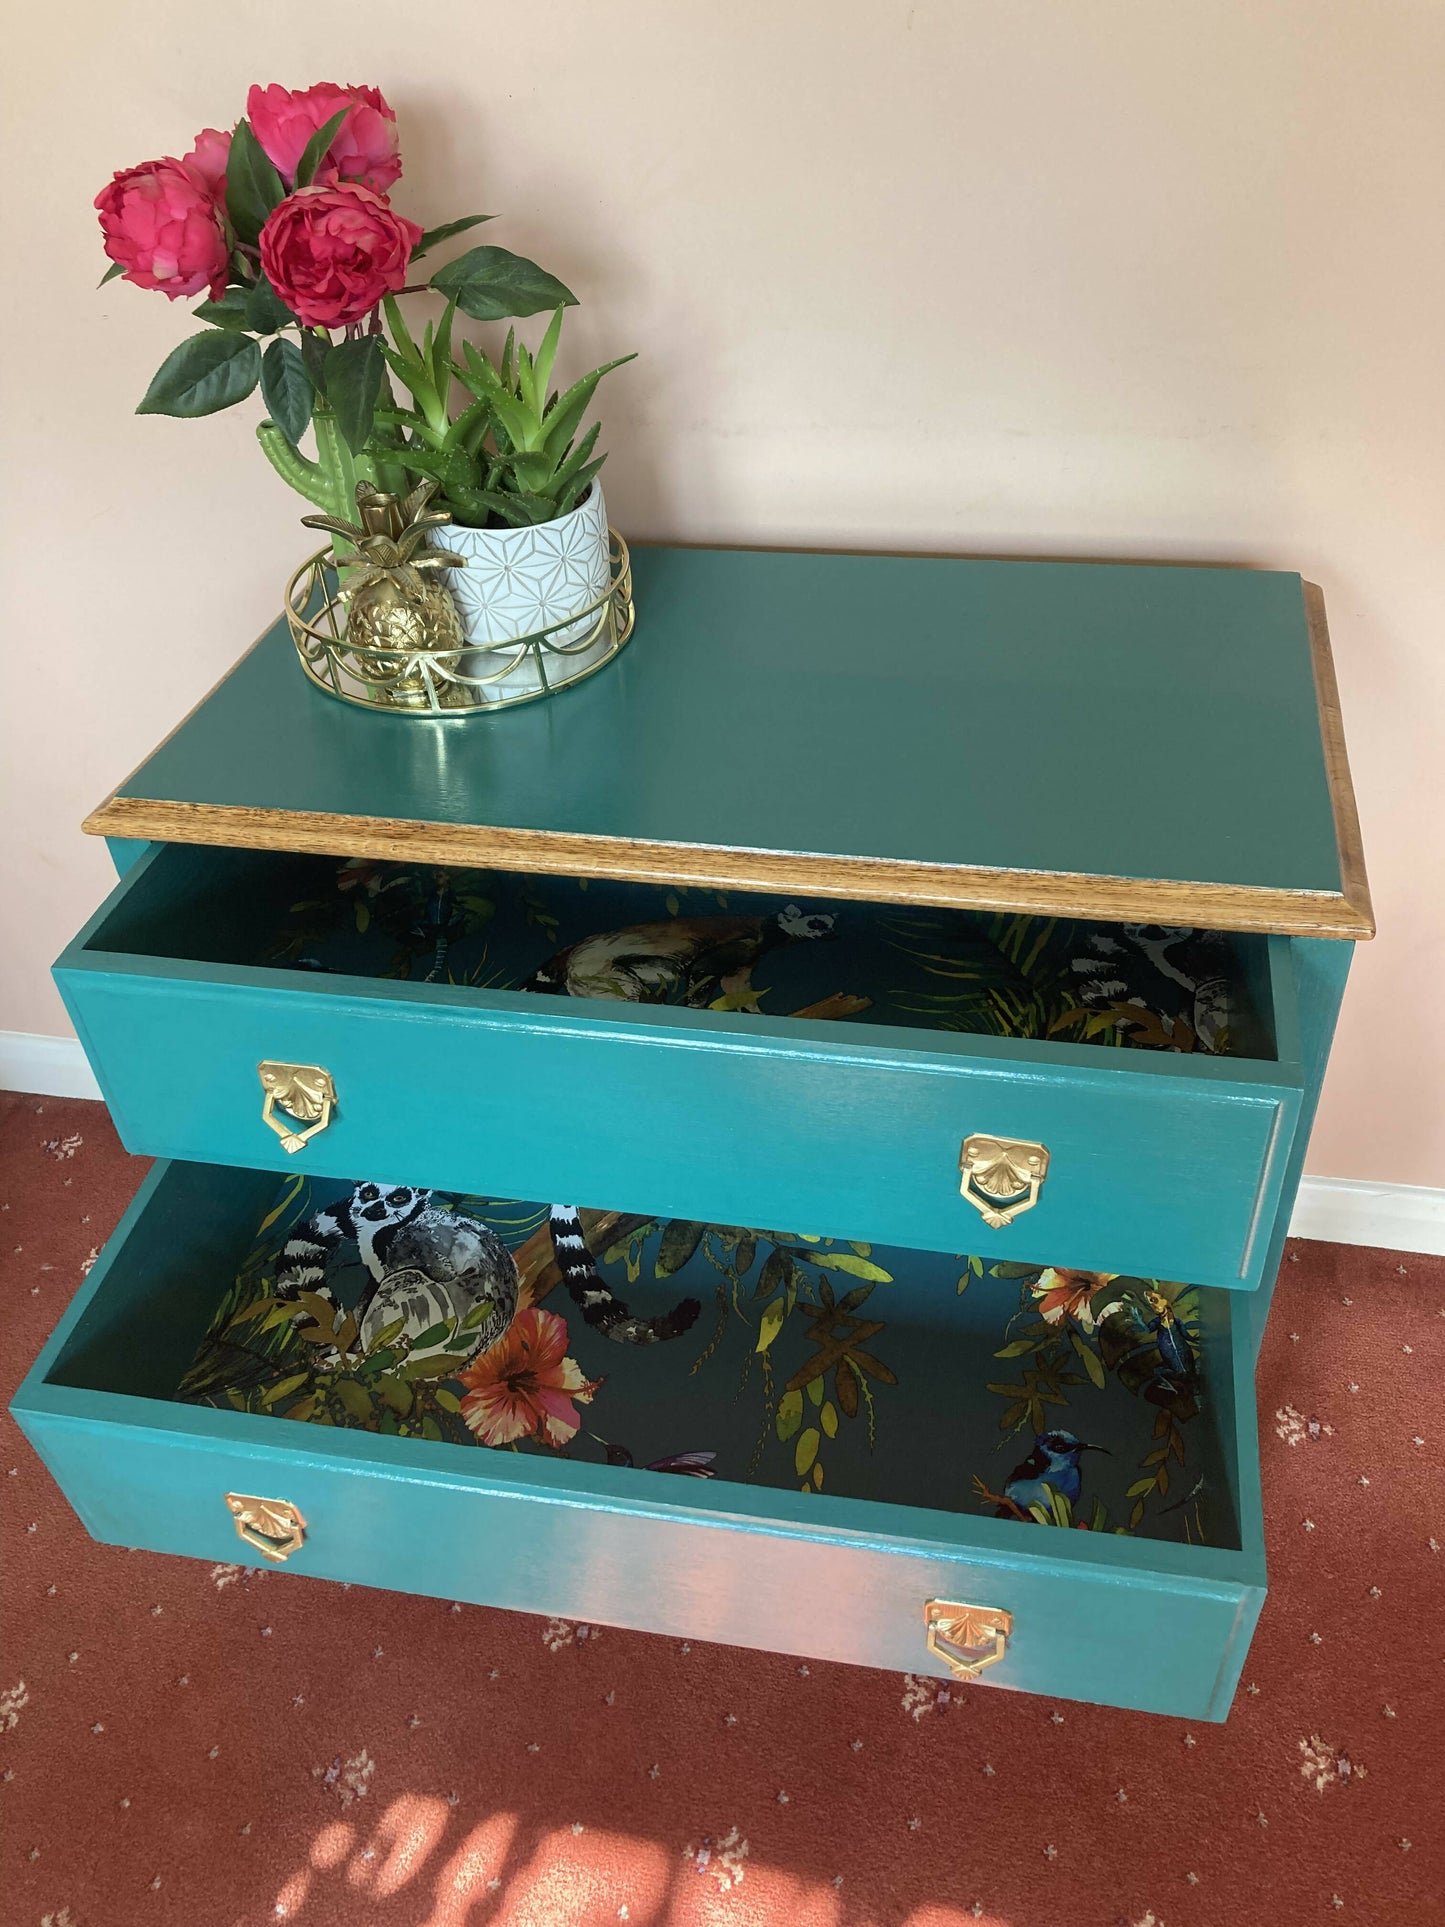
[{"xmin": 12, "ymin": 544, "xmax": 1371, "ymax": 1720}]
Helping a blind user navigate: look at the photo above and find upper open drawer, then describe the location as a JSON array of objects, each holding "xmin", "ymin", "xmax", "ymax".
[{"xmin": 57, "ymin": 843, "xmax": 1303, "ymax": 1289}]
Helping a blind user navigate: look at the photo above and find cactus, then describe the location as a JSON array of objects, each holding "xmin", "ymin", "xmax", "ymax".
[{"xmin": 257, "ymin": 403, "xmax": 371, "ymax": 521}]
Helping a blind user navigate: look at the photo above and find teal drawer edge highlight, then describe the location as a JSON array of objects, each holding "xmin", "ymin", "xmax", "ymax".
[{"xmin": 13, "ymin": 1159, "xmax": 1267, "ymax": 1721}]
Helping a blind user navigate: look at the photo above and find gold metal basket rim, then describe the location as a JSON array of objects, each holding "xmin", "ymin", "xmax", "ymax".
[{"xmin": 283, "ymin": 527, "xmax": 635, "ymax": 718}]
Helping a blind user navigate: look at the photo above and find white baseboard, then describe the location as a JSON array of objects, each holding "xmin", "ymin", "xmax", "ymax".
[
  {"xmin": 1288, "ymin": 1176, "xmax": 1445, "ymax": 1257},
  {"xmin": 1, "ymin": 1029, "xmax": 102, "ymax": 1101},
  {"xmin": 1, "ymin": 1029, "xmax": 1441, "ymax": 1256}
]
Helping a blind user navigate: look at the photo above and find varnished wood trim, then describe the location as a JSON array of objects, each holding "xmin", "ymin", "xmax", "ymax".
[
  {"xmin": 84, "ymin": 792, "xmax": 1375, "ymax": 938},
  {"xmin": 1302, "ymin": 581, "xmax": 1375, "ymax": 939}
]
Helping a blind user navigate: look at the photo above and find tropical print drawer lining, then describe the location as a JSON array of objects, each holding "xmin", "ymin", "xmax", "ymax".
[
  {"xmin": 174, "ymin": 1171, "xmax": 1240, "ymax": 1548},
  {"xmin": 107, "ymin": 848, "xmax": 1275, "ymax": 1058}
]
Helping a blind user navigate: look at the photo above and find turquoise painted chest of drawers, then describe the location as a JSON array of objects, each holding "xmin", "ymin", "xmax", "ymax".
[{"xmin": 12, "ymin": 544, "xmax": 1371, "ymax": 1721}]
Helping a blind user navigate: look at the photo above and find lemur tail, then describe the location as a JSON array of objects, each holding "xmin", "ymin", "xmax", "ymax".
[{"xmin": 548, "ymin": 1207, "xmax": 701, "ymax": 1344}]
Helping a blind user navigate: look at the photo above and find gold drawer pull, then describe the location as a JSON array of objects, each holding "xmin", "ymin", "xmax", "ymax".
[
  {"xmin": 224, "ymin": 1493, "xmax": 308, "ymax": 1563},
  {"xmin": 959, "ymin": 1134, "xmax": 1049, "ymax": 1228},
  {"xmin": 258, "ymin": 1061, "xmax": 337, "ymax": 1153},
  {"xmin": 924, "ymin": 1599, "xmax": 1014, "ymax": 1680}
]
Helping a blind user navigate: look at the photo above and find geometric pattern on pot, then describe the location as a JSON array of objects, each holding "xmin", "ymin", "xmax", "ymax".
[{"xmin": 428, "ymin": 482, "xmax": 611, "ymax": 649}]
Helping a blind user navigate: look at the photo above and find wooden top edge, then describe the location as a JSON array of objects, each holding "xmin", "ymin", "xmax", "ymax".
[
  {"xmin": 1301, "ymin": 581, "xmax": 1375, "ymax": 939},
  {"xmin": 84, "ymin": 793, "xmax": 1374, "ymax": 939}
]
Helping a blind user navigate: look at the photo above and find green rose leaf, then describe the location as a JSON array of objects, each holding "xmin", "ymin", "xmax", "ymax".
[
  {"xmin": 293, "ymin": 108, "xmax": 350, "ymax": 190},
  {"xmin": 193, "ymin": 287, "xmax": 252, "ymax": 332},
  {"xmin": 410, "ymin": 214, "xmax": 494, "ymax": 261},
  {"xmin": 259, "ymin": 337, "xmax": 313, "ymax": 446},
  {"xmin": 98, "ymin": 260, "xmax": 126, "ymax": 287},
  {"xmin": 245, "ymin": 274, "xmax": 296, "ymax": 335},
  {"xmin": 300, "ymin": 329, "xmax": 330, "ymax": 397},
  {"xmin": 431, "ymin": 245, "xmax": 577, "ymax": 321},
  {"xmin": 324, "ymin": 335, "xmax": 384, "ymax": 451},
  {"xmin": 225, "ymin": 119, "xmax": 286, "ymax": 247},
  {"xmin": 137, "ymin": 331, "xmax": 261, "ymax": 417}
]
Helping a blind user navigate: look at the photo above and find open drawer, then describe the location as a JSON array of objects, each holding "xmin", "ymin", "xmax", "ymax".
[
  {"xmin": 55, "ymin": 843, "xmax": 1304, "ymax": 1289},
  {"xmin": 13, "ymin": 1158, "xmax": 1266, "ymax": 1720}
]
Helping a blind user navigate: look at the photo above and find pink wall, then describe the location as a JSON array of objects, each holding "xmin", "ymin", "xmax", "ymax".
[{"xmin": 3, "ymin": 1, "xmax": 1441, "ymax": 1185}]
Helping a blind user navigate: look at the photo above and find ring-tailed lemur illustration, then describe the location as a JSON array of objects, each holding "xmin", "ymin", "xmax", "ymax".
[
  {"xmin": 521, "ymin": 905, "xmax": 836, "ymax": 1007},
  {"xmin": 275, "ymin": 1184, "xmax": 700, "ymax": 1368},
  {"xmin": 1069, "ymin": 924, "xmax": 1238, "ymax": 1052}
]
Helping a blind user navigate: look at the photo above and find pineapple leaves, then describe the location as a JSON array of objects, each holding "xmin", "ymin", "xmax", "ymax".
[
  {"xmin": 260, "ymin": 338, "xmax": 313, "ymax": 447},
  {"xmin": 430, "ymin": 245, "xmax": 577, "ymax": 321},
  {"xmin": 137, "ymin": 331, "xmax": 261, "ymax": 417}
]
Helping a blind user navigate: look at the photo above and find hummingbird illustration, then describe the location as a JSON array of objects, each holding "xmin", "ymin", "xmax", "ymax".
[{"xmin": 1000, "ymin": 1429, "xmax": 1109, "ymax": 1517}]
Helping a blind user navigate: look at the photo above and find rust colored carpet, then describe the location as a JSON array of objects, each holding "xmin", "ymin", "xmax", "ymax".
[{"xmin": 2, "ymin": 1093, "xmax": 1442, "ymax": 1927}]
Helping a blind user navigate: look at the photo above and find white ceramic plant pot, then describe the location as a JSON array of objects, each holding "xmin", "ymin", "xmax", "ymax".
[{"xmin": 426, "ymin": 482, "xmax": 613, "ymax": 703}]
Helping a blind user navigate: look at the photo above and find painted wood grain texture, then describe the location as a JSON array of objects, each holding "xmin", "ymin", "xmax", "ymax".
[
  {"xmin": 83, "ymin": 548, "xmax": 1372, "ymax": 937},
  {"xmin": 12, "ymin": 1160, "xmax": 1265, "ymax": 1721}
]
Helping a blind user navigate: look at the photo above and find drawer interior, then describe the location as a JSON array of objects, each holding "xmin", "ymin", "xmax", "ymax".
[
  {"xmin": 48, "ymin": 1161, "xmax": 1245, "ymax": 1551},
  {"xmin": 85, "ymin": 843, "xmax": 1280, "ymax": 1061}
]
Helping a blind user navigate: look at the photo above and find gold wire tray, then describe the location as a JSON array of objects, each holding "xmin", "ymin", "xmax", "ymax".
[{"xmin": 284, "ymin": 529, "xmax": 635, "ymax": 716}]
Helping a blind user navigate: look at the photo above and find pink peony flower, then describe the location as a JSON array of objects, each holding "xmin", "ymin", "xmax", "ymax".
[
  {"xmin": 181, "ymin": 126, "xmax": 231, "ymax": 199},
  {"xmin": 260, "ymin": 182, "xmax": 421, "ymax": 329},
  {"xmin": 457, "ymin": 1308, "xmax": 600, "ymax": 1449},
  {"xmin": 247, "ymin": 82, "xmax": 401, "ymax": 191},
  {"xmin": 95, "ymin": 157, "xmax": 230, "ymax": 301}
]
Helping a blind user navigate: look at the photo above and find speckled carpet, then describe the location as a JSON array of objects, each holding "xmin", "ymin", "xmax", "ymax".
[{"xmin": 2, "ymin": 1092, "xmax": 1442, "ymax": 1927}]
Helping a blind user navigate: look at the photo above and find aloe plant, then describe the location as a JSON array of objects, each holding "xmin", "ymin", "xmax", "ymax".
[{"xmin": 383, "ymin": 306, "xmax": 633, "ymax": 528}]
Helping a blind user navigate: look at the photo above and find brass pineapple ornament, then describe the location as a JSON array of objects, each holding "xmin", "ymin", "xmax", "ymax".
[{"xmin": 302, "ymin": 481, "xmax": 467, "ymax": 702}]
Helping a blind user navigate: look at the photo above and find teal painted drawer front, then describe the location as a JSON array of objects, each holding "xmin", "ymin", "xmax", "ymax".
[
  {"xmin": 12, "ymin": 1160, "xmax": 1267, "ymax": 1721},
  {"xmin": 55, "ymin": 844, "xmax": 1305, "ymax": 1290}
]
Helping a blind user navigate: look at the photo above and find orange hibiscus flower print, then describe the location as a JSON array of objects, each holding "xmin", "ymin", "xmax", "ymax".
[
  {"xmin": 457, "ymin": 1307, "xmax": 600, "ymax": 1448},
  {"xmin": 1031, "ymin": 1267, "xmax": 1122, "ymax": 1333}
]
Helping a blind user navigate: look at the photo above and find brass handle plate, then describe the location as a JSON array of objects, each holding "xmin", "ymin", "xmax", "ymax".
[
  {"xmin": 258, "ymin": 1061, "xmax": 337, "ymax": 1154},
  {"xmin": 224, "ymin": 1492, "xmax": 308, "ymax": 1563},
  {"xmin": 959, "ymin": 1134, "xmax": 1049, "ymax": 1228},
  {"xmin": 924, "ymin": 1599, "xmax": 1014, "ymax": 1680}
]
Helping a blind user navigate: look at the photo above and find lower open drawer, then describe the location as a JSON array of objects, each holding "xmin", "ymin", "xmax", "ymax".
[{"xmin": 11, "ymin": 1159, "xmax": 1266, "ymax": 1720}]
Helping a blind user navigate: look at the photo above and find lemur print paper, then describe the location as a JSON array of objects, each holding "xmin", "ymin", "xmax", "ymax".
[
  {"xmin": 176, "ymin": 1176, "xmax": 1237, "ymax": 1548},
  {"xmin": 260, "ymin": 857, "xmax": 1270, "ymax": 1056}
]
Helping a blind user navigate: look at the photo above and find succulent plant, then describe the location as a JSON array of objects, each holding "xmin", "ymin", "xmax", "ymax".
[{"xmin": 381, "ymin": 304, "xmax": 634, "ymax": 528}]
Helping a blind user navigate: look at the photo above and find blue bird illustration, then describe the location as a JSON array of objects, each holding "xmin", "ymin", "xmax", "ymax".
[{"xmin": 999, "ymin": 1429, "xmax": 1109, "ymax": 1518}]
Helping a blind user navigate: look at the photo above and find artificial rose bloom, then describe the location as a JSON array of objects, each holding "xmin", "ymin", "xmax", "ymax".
[
  {"xmin": 458, "ymin": 1308, "xmax": 600, "ymax": 1449},
  {"xmin": 247, "ymin": 81, "xmax": 401, "ymax": 190},
  {"xmin": 259, "ymin": 182, "xmax": 421, "ymax": 329},
  {"xmin": 1031, "ymin": 1267, "xmax": 1122, "ymax": 1333},
  {"xmin": 181, "ymin": 126, "xmax": 231, "ymax": 199},
  {"xmin": 95, "ymin": 157, "xmax": 229, "ymax": 301}
]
